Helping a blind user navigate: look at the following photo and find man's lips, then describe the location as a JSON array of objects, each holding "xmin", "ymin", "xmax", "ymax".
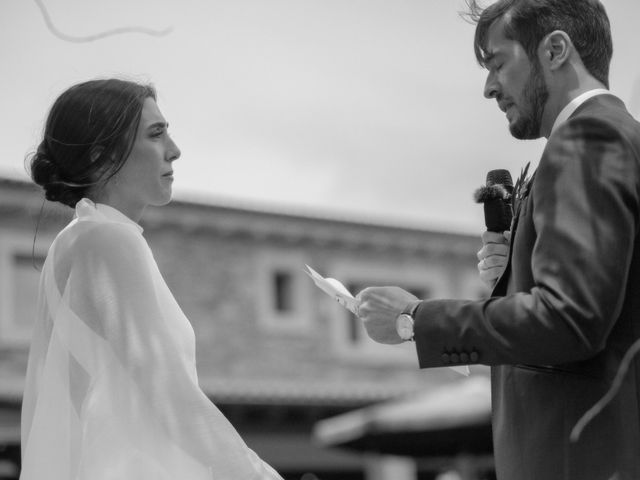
[{"xmin": 498, "ymin": 101, "xmax": 513, "ymax": 113}]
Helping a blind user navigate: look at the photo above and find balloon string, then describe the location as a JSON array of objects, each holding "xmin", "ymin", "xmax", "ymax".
[
  {"xmin": 570, "ymin": 337, "xmax": 640, "ymax": 442},
  {"xmin": 34, "ymin": 0, "xmax": 172, "ymax": 43}
]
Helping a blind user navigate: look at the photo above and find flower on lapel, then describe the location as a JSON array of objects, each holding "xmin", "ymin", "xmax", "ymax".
[{"xmin": 512, "ymin": 161, "xmax": 532, "ymax": 217}]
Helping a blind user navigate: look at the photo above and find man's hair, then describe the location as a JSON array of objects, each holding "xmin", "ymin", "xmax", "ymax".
[{"xmin": 466, "ymin": 0, "xmax": 613, "ymax": 87}]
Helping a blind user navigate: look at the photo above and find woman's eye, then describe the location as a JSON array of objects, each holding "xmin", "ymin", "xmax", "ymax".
[{"xmin": 151, "ymin": 130, "xmax": 164, "ymax": 138}]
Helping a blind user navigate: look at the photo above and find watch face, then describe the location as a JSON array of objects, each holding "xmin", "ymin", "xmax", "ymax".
[{"xmin": 396, "ymin": 314, "xmax": 414, "ymax": 341}]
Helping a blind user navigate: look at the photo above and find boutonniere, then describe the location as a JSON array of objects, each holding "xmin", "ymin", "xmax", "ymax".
[{"xmin": 512, "ymin": 162, "xmax": 532, "ymax": 216}]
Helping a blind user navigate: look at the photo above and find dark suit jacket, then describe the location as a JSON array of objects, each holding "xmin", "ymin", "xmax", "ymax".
[{"xmin": 413, "ymin": 94, "xmax": 640, "ymax": 480}]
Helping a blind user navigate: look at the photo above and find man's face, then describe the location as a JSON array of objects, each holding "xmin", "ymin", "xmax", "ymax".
[{"xmin": 482, "ymin": 18, "xmax": 549, "ymax": 139}]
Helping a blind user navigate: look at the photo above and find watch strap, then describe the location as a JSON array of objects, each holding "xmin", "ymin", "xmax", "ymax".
[{"xmin": 401, "ymin": 300, "xmax": 422, "ymax": 318}]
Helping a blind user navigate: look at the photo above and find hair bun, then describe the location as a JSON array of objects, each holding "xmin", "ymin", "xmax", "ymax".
[
  {"xmin": 30, "ymin": 141, "xmax": 84, "ymax": 207},
  {"xmin": 30, "ymin": 79, "xmax": 156, "ymax": 208}
]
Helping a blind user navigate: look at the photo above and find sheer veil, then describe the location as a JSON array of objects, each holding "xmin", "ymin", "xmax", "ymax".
[{"xmin": 20, "ymin": 199, "xmax": 282, "ymax": 480}]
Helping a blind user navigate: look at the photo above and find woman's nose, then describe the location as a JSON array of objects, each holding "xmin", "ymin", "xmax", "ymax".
[{"xmin": 168, "ymin": 138, "xmax": 181, "ymax": 162}]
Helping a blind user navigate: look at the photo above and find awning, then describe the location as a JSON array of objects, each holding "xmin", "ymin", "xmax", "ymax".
[
  {"xmin": 312, "ymin": 376, "xmax": 492, "ymax": 457},
  {"xmin": 0, "ymin": 406, "xmax": 20, "ymax": 444}
]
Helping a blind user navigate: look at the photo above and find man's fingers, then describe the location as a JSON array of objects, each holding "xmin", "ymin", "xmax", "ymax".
[
  {"xmin": 485, "ymin": 266, "xmax": 503, "ymax": 276},
  {"xmin": 477, "ymin": 243, "xmax": 509, "ymax": 261},
  {"xmin": 481, "ymin": 230, "xmax": 508, "ymax": 244},
  {"xmin": 478, "ymin": 256, "xmax": 506, "ymax": 274},
  {"xmin": 479, "ymin": 266, "xmax": 503, "ymax": 283},
  {"xmin": 478, "ymin": 230, "xmax": 510, "ymax": 287},
  {"xmin": 484, "ymin": 255, "xmax": 505, "ymax": 268}
]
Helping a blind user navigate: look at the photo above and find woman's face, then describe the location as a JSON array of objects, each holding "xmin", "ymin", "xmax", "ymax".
[{"xmin": 101, "ymin": 97, "xmax": 181, "ymax": 217}]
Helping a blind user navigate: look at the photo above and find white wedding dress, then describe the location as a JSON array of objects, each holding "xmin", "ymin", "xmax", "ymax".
[{"xmin": 20, "ymin": 199, "xmax": 282, "ymax": 480}]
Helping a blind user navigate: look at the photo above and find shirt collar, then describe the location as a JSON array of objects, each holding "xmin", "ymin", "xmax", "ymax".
[
  {"xmin": 75, "ymin": 198, "xmax": 144, "ymax": 234},
  {"xmin": 550, "ymin": 88, "xmax": 610, "ymax": 135}
]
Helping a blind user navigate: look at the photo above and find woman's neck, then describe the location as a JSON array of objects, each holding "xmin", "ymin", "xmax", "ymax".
[{"xmin": 89, "ymin": 189, "xmax": 146, "ymax": 223}]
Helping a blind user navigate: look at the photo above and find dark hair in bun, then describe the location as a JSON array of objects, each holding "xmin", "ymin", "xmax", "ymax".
[{"xmin": 29, "ymin": 79, "xmax": 156, "ymax": 207}]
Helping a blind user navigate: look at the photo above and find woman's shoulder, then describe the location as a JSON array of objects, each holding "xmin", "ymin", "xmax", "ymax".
[{"xmin": 61, "ymin": 220, "xmax": 148, "ymax": 261}]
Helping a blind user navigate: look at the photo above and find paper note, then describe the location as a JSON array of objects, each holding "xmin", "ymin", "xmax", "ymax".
[
  {"xmin": 304, "ymin": 265, "xmax": 358, "ymax": 314},
  {"xmin": 450, "ymin": 365, "xmax": 470, "ymax": 376},
  {"xmin": 305, "ymin": 264, "xmax": 470, "ymax": 377}
]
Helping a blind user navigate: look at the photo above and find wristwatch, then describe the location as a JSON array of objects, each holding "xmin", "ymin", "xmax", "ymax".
[{"xmin": 396, "ymin": 301, "xmax": 421, "ymax": 342}]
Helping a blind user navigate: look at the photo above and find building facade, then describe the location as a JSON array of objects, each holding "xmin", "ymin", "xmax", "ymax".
[{"xmin": 0, "ymin": 176, "xmax": 489, "ymax": 480}]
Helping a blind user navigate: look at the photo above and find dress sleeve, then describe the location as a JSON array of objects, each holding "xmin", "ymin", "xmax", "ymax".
[{"xmin": 61, "ymin": 222, "xmax": 282, "ymax": 479}]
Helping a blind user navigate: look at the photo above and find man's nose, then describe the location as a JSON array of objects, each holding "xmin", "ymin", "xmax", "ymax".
[{"xmin": 484, "ymin": 72, "xmax": 498, "ymax": 99}]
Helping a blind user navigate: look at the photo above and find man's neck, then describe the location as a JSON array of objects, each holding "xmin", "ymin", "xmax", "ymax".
[{"xmin": 540, "ymin": 78, "xmax": 607, "ymax": 138}]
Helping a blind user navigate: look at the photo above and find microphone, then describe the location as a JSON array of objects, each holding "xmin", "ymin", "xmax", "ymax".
[{"xmin": 474, "ymin": 169, "xmax": 513, "ymax": 232}]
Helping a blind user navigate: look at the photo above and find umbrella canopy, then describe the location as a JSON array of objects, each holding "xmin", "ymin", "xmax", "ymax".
[{"xmin": 312, "ymin": 376, "xmax": 492, "ymax": 457}]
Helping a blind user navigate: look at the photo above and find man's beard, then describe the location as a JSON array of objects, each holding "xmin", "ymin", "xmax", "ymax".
[{"xmin": 510, "ymin": 59, "xmax": 549, "ymax": 140}]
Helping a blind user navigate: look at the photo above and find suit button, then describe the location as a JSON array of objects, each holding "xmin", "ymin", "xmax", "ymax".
[
  {"xmin": 441, "ymin": 353, "xmax": 450, "ymax": 364},
  {"xmin": 450, "ymin": 353, "xmax": 460, "ymax": 363},
  {"xmin": 470, "ymin": 351, "xmax": 479, "ymax": 362},
  {"xmin": 460, "ymin": 352, "xmax": 469, "ymax": 363}
]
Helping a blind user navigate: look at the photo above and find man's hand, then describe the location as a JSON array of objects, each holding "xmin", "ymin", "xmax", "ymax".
[
  {"xmin": 477, "ymin": 230, "xmax": 511, "ymax": 287},
  {"xmin": 355, "ymin": 286, "xmax": 419, "ymax": 344}
]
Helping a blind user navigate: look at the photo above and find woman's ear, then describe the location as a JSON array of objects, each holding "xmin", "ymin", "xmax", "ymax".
[
  {"xmin": 87, "ymin": 145, "xmax": 113, "ymax": 185},
  {"xmin": 540, "ymin": 30, "xmax": 572, "ymax": 71},
  {"xmin": 89, "ymin": 145, "xmax": 104, "ymax": 164}
]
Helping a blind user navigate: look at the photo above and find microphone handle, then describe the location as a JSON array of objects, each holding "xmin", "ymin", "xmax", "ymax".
[{"xmin": 484, "ymin": 198, "xmax": 512, "ymax": 232}]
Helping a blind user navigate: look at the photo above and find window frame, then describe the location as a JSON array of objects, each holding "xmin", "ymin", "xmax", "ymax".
[
  {"xmin": 255, "ymin": 249, "xmax": 313, "ymax": 333},
  {"xmin": 0, "ymin": 230, "xmax": 50, "ymax": 348}
]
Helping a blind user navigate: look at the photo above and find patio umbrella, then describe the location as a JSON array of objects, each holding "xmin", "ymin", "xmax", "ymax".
[{"xmin": 312, "ymin": 376, "xmax": 492, "ymax": 457}]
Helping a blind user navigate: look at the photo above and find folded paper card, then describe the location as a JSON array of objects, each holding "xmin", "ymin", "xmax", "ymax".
[
  {"xmin": 304, "ymin": 265, "xmax": 358, "ymax": 314},
  {"xmin": 304, "ymin": 264, "xmax": 470, "ymax": 377}
]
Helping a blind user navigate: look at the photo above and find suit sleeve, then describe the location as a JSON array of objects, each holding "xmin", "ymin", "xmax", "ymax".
[{"xmin": 413, "ymin": 116, "xmax": 640, "ymax": 368}]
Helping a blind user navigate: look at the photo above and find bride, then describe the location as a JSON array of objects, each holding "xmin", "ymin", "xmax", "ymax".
[{"xmin": 21, "ymin": 78, "xmax": 283, "ymax": 480}]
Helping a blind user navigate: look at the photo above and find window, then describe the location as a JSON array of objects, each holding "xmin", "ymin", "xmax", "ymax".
[
  {"xmin": 0, "ymin": 232, "xmax": 49, "ymax": 347},
  {"xmin": 256, "ymin": 250, "xmax": 312, "ymax": 332},
  {"xmin": 273, "ymin": 270, "xmax": 294, "ymax": 312},
  {"xmin": 12, "ymin": 254, "xmax": 45, "ymax": 338}
]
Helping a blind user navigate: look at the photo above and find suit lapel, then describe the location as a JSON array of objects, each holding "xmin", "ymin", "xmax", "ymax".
[
  {"xmin": 488, "ymin": 93, "xmax": 622, "ymax": 297},
  {"xmin": 490, "ymin": 171, "xmax": 536, "ymax": 296}
]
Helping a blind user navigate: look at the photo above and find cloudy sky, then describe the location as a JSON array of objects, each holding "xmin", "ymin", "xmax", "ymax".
[{"xmin": 1, "ymin": 0, "xmax": 639, "ymax": 233}]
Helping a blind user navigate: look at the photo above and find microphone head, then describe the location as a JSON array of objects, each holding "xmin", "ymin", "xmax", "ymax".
[
  {"xmin": 486, "ymin": 169, "xmax": 513, "ymax": 193},
  {"xmin": 473, "ymin": 184, "xmax": 509, "ymax": 203}
]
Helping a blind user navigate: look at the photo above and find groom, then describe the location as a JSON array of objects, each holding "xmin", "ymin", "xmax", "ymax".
[{"xmin": 355, "ymin": 1, "xmax": 640, "ymax": 479}]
